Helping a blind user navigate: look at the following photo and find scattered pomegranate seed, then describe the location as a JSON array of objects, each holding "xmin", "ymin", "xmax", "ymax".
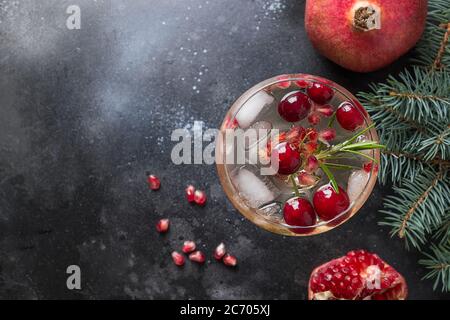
[
  {"xmin": 308, "ymin": 113, "xmax": 321, "ymax": 125},
  {"xmin": 336, "ymin": 102, "xmax": 364, "ymax": 131},
  {"xmin": 319, "ymin": 128, "xmax": 336, "ymax": 142},
  {"xmin": 171, "ymin": 251, "xmax": 185, "ymax": 266},
  {"xmin": 185, "ymin": 185, "xmax": 196, "ymax": 203},
  {"xmin": 194, "ymin": 190, "xmax": 207, "ymax": 206},
  {"xmin": 278, "ymin": 91, "xmax": 312, "ymax": 122},
  {"xmin": 156, "ymin": 219, "xmax": 170, "ymax": 233},
  {"xmin": 305, "ymin": 155, "xmax": 319, "ymax": 173},
  {"xmin": 298, "ymin": 171, "xmax": 319, "ymax": 186},
  {"xmin": 286, "ymin": 126, "xmax": 306, "ymax": 145},
  {"xmin": 305, "ymin": 128, "xmax": 318, "ymax": 141},
  {"xmin": 224, "ymin": 115, "xmax": 238, "ymax": 129},
  {"xmin": 295, "ymin": 79, "xmax": 310, "ymax": 88},
  {"xmin": 189, "ymin": 251, "xmax": 206, "ymax": 264},
  {"xmin": 307, "ymin": 82, "xmax": 334, "ymax": 105},
  {"xmin": 147, "ymin": 174, "xmax": 161, "ymax": 190},
  {"xmin": 214, "ymin": 243, "xmax": 227, "ymax": 260},
  {"xmin": 182, "ymin": 240, "xmax": 196, "ymax": 254},
  {"xmin": 363, "ymin": 162, "xmax": 379, "ymax": 173},
  {"xmin": 276, "ymin": 75, "xmax": 291, "ymax": 89},
  {"xmin": 223, "ymin": 254, "xmax": 237, "ymax": 267},
  {"xmin": 303, "ymin": 141, "xmax": 318, "ymax": 154},
  {"xmin": 316, "ymin": 104, "xmax": 334, "ymax": 117}
]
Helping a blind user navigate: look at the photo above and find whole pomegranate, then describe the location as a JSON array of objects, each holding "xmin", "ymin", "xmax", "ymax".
[
  {"xmin": 308, "ymin": 250, "xmax": 408, "ymax": 300},
  {"xmin": 305, "ymin": 0, "xmax": 428, "ymax": 72}
]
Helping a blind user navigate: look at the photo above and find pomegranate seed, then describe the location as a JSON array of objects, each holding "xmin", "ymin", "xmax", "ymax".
[
  {"xmin": 283, "ymin": 197, "xmax": 317, "ymax": 234},
  {"xmin": 305, "ymin": 128, "xmax": 318, "ymax": 141},
  {"xmin": 223, "ymin": 254, "xmax": 237, "ymax": 267},
  {"xmin": 305, "ymin": 155, "xmax": 319, "ymax": 173},
  {"xmin": 336, "ymin": 102, "xmax": 364, "ymax": 131},
  {"xmin": 271, "ymin": 142, "xmax": 302, "ymax": 175},
  {"xmin": 156, "ymin": 219, "xmax": 170, "ymax": 233},
  {"xmin": 313, "ymin": 184, "xmax": 350, "ymax": 221},
  {"xmin": 185, "ymin": 185, "xmax": 196, "ymax": 203},
  {"xmin": 363, "ymin": 162, "xmax": 379, "ymax": 173},
  {"xmin": 303, "ymin": 141, "xmax": 318, "ymax": 154},
  {"xmin": 194, "ymin": 190, "xmax": 207, "ymax": 206},
  {"xmin": 319, "ymin": 128, "xmax": 336, "ymax": 142},
  {"xmin": 189, "ymin": 251, "xmax": 206, "ymax": 264},
  {"xmin": 298, "ymin": 171, "xmax": 319, "ymax": 186},
  {"xmin": 182, "ymin": 240, "xmax": 196, "ymax": 254},
  {"xmin": 224, "ymin": 115, "xmax": 238, "ymax": 129},
  {"xmin": 214, "ymin": 243, "xmax": 227, "ymax": 260},
  {"xmin": 286, "ymin": 126, "xmax": 306, "ymax": 145},
  {"xmin": 276, "ymin": 75, "xmax": 291, "ymax": 89},
  {"xmin": 307, "ymin": 82, "xmax": 334, "ymax": 104},
  {"xmin": 147, "ymin": 174, "xmax": 161, "ymax": 190},
  {"xmin": 316, "ymin": 104, "xmax": 334, "ymax": 117},
  {"xmin": 308, "ymin": 113, "xmax": 321, "ymax": 125},
  {"xmin": 295, "ymin": 79, "xmax": 310, "ymax": 88},
  {"xmin": 278, "ymin": 91, "xmax": 312, "ymax": 122},
  {"xmin": 172, "ymin": 251, "xmax": 185, "ymax": 266}
]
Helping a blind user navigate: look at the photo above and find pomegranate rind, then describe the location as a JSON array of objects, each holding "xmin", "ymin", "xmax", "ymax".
[{"xmin": 308, "ymin": 252, "xmax": 408, "ymax": 300}]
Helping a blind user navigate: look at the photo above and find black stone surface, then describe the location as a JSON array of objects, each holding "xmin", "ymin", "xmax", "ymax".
[{"xmin": 0, "ymin": 0, "xmax": 446, "ymax": 300}]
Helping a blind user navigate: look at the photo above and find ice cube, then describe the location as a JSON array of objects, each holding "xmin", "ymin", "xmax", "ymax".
[
  {"xmin": 235, "ymin": 91, "xmax": 274, "ymax": 129},
  {"xmin": 234, "ymin": 168, "xmax": 278, "ymax": 208},
  {"xmin": 347, "ymin": 169, "xmax": 370, "ymax": 203}
]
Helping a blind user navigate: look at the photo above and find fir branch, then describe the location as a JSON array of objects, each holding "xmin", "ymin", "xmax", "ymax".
[
  {"xmin": 432, "ymin": 23, "xmax": 450, "ymax": 70},
  {"xmin": 379, "ymin": 170, "xmax": 450, "ymax": 250},
  {"xmin": 419, "ymin": 245, "xmax": 450, "ymax": 292},
  {"xmin": 397, "ymin": 170, "xmax": 444, "ymax": 239}
]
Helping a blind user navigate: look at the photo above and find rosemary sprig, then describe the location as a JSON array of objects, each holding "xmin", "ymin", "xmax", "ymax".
[{"xmin": 319, "ymin": 162, "xmax": 339, "ymax": 193}]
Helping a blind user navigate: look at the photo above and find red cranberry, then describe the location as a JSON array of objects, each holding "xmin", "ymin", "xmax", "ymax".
[
  {"xmin": 283, "ymin": 197, "xmax": 317, "ymax": 234},
  {"xmin": 278, "ymin": 91, "xmax": 312, "ymax": 122},
  {"xmin": 307, "ymin": 82, "xmax": 334, "ymax": 104},
  {"xmin": 272, "ymin": 142, "xmax": 301, "ymax": 175},
  {"xmin": 336, "ymin": 102, "xmax": 365, "ymax": 131},
  {"xmin": 313, "ymin": 184, "xmax": 350, "ymax": 221}
]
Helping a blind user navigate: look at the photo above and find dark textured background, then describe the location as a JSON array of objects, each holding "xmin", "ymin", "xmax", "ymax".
[{"xmin": 0, "ymin": 0, "xmax": 446, "ymax": 300}]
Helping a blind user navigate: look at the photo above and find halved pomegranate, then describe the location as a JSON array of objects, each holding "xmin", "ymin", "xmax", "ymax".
[{"xmin": 308, "ymin": 250, "xmax": 407, "ymax": 300}]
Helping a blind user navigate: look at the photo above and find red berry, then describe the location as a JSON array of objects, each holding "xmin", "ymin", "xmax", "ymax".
[
  {"xmin": 194, "ymin": 190, "xmax": 207, "ymax": 206},
  {"xmin": 223, "ymin": 254, "xmax": 237, "ymax": 267},
  {"xmin": 172, "ymin": 251, "xmax": 185, "ymax": 266},
  {"xmin": 214, "ymin": 243, "xmax": 226, "ymax": 260},
  {"xmin": 336, "ymin": 102, "xmax": 365, "ymax": 131},
  {"xmin": 185, "ymin": 185, "xmax": 196, "ymax": 203},
  {"xmin": 271, "ymin": 142, "xmax": 302, "ymax": 175},
  {"xmin": 308, "ymin": 250, "xmax": 408, "ymax": 300},
  {"xmin": 147, "ymin": 174, "xmax": 161, "ymax": 190},
  {"xmin": 278, "ymin": 91, "xmax": 312, "ymax": 122},
  {"xmin": 182, "ymin": 241, "xmax": 196, "ymax": 254},
  {"xmin": 189, "ymin": 251, "xmax": 206, "ymax": 264},
  {"xmin": 313, "ymin": 185, "xmax": 350, "ymax": 221},
  {"xmin": 283, "ymin": 197, "xmax": 317, "ymax": 234},
  {"xmin": 156, "ymin": 219, "xmax": 170, "ymax": 233},
  {"xmin": 307, "ymin": 82, "xmax": 334, "ymax": 105}
]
